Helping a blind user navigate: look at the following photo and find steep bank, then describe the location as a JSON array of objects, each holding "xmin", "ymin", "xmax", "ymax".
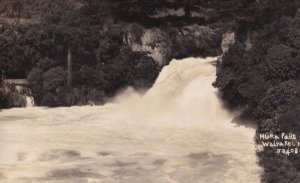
[{"xmin": 214, "ymin": 1, "xmax": 300, "ymax": 182}]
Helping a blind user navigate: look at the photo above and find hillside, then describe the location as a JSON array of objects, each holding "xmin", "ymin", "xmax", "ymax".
[
  {"xmin": 0, "ymin": 0, "xmax": 235, "ymax": 107},
  {"xmin": 214, "ymin": 0, "xmax": 300, "ymax": 182}
]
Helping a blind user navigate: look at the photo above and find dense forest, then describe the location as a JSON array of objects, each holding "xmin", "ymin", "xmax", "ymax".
[
  {"xmin": 0, "ymin": 0, "xmax": 300, "ymax": 182},
  {"xmin": 0, "ymin": 0, "xmax": 161, "ymax": 107},
  {"xmin": 0, "ymin": 0, "xmax": 230, "ymax": 107},
  {"xmin": 214, "ymin": 0, "xmax": 300, "ymax": 182}
]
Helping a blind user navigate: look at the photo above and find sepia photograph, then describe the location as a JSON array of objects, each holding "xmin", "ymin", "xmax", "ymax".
[{"xmin": 0, "ymin": 0, "xmax": 299, "ymax": 182}]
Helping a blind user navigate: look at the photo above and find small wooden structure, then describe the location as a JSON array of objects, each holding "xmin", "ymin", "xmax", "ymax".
[
  {"xmin": 2, "ymin": 79, "xmax": 29, "ymax": 94},
  {"xmin": 3, "ymin": 79, "xmax": 28, "ymax": 86}
]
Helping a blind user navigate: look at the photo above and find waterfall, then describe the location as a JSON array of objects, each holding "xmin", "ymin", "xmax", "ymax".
[
  {"xmin": 19, "ymin": 86, "xmax": 35, "ymax": 107},
  {"xmin": 0, "ymin": 57, "xmax": 261, "ymax": 183},
  {"xmin": 3, "ymin": 81, "xmax": 35, "ymax": 108},
  {"xmin": 25, "ymin": 95, "xmax": 34, "ymax": 107},
  {"xmin": 67, "ymin": 47, "xmax": 72, "ymax": 86}
]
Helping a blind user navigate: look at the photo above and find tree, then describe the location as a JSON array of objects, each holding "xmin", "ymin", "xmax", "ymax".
[
  {"xmin": 37, "ymin": 57, "xmax": 57, "ymax": 71},
  {"xmin": 264, "ymin": 44, "xmax": 299, "ymax": 81},
  {"xmin": 43, "ymin": 67, "xmax": 67, "ymax": 93}
]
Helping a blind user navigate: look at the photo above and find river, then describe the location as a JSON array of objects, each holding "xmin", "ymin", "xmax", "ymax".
[{"xmin": 0, "ymin": 57, "xmax": 261, "ymax": 183}]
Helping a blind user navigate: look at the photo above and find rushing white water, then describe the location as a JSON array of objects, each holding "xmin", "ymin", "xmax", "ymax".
[
  {"xmin": 25, "ymin": 96, "xmax": 34, "ymax": 107},
  {"xmin": 0, "ymin": 57, "xmax": 261, "ymax": 183}
]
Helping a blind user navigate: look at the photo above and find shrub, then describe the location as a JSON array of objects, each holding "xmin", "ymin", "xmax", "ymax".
[
  {"xmin": 37, "ymin": 57, "xmax": 57, "ymax": 71},
  {"xmin": 41, "ymin": 93, "xmax": 56, "ymax": 107},
  {"xmin": 264, "ymin": 44, "xmax": 299, "ymax": 81}
]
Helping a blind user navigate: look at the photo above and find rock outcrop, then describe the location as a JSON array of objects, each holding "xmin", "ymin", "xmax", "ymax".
[
  {"xmin": 126, "ymin": 27, "xmax": 172, "ymax": 66},
  {"xmin": 125, "ymin": 24, "xmax": 223, "ymax": 67},
  {"xmin": 217, "ymin": 32, "xmax": 235, "ymax": 63}
]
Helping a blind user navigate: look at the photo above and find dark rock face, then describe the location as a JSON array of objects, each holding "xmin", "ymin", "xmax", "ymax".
[{"xmin": 125, "ymin": 24, "xmax": 222, "ymax": 66}]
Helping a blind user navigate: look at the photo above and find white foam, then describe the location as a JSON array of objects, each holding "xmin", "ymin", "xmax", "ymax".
[{"xmin": 0, "ymin": 57, "xmax": 261, "ymax": 183}]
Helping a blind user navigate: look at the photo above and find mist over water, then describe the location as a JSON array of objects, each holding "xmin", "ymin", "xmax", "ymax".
[{"xmin": 0, "ymin": 57, "xmax": 261, "ymax": 183}]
